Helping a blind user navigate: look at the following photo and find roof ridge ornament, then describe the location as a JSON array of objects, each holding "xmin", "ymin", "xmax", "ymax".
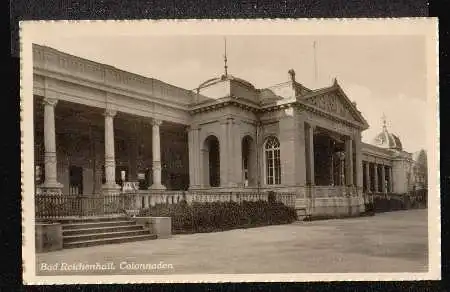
[
  {"xmin": 288, "ymin": 69, "xmax": 296, "ymax": 82},
  {"xmin": 333, "ymin": 77, "xmax": 338, "ymax": 86},
  {"xmin": 382, "ymin": 113, "xmax": 387, "ymax": 131},
  {"xmin": 223, "ymin": 37, "xmax": 228, "ymax": 77}
]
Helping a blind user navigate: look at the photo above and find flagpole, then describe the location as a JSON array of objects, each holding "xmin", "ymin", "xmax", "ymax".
[{"xmin": 313, "ymin": 40, "xmax": 318, "ymax": 85}]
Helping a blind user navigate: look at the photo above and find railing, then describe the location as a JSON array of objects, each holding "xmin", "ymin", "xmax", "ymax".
[
  {"xmin": 135, "ymin": 191, "xmax": 272, "ymax": 208},
  {"xmin": 35, "ymin": 193, "xmax": 136, "ymax": 219},
  {"xmin": 35, "ymin": 190, "xmax": 301, "ymax": 218},
  {"xmin": 274, "ymin": 192, "xmax": 296, "ymax": 208},
  {"xmin": 189, "ymin": 191, "xmax": 270, "ymax": 204},
  {"xmin": 136, "ymin": 191, "xmax": 186, "ymax": 209}
]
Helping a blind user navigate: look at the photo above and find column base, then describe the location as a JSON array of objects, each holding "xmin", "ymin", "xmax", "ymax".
[
  {"xmin": 38, "ymin": 182, "xmax": 63, "ymax": 195},
  {"xmin": 226, "ymin": 182, "xmax": 239, "ymax": 188},
  {"xmin": 102, "ymin": 183, "xmax": 121, "ymax": 195},
  {"xmin": 148, "ymin": 184, "xmax": 166, "ymax": 190},
  {"xmin": 188, "ymin": 185, "xmax": 201, "ymax": 191}
]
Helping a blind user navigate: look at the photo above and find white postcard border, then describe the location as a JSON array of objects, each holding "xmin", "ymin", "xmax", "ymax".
[{"xmin": 20, "ymin": 18, "xmax": 440, "ymax": 284}]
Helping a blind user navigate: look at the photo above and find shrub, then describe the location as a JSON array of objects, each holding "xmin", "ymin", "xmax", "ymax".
[{"xmin": 139, "ymin": 200, "xmax": 297, "ymax": 234}]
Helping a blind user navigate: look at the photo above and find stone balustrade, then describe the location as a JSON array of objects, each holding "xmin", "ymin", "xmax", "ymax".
[
  {"xmin": 135, "ymin": 191, "xmax": 186, "ymax": 209},
  {"xmin": 129, "ymin": 190, "xmax": 300, "ymax": 209}
]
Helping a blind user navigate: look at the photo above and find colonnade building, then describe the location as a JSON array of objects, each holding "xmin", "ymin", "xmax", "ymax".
[{"xmin": 33, "ymin": 44, "xmax": 422, "ymax": 217}]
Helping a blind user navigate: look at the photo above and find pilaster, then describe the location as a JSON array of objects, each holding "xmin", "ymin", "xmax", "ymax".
[
  {"xmin": 354, "ymin": 132, "xmax": 363, "ymax": 190},
  {"xmin": 373, "ymin": 163, "xmax": 379, "ymax": 192},
  {"xmin": 365, "ymin": 162, "xmax": 370, "ymax": 192},
  {"xmin": 305, "ymin": 122, "xmax": 315, "ymax": 186},
  {"xmin": 345, "ymin": 136, "xmax": 353, "ymax": 186},
  {"xmin": 187, "ymin": 124, "xmax": 201, "ymax": 189}
]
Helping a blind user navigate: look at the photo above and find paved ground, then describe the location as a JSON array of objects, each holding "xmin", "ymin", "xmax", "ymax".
[{"xmin": 36, "ymin": 209, "xmax": 428, "ymax": 275}]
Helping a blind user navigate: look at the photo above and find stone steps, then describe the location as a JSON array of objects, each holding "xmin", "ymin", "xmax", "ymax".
[
  {"xmin": 64, "ymin": 229, "xmax": 151, "ymax": 243},
  {"xmin": 61, "ymin": 216, "xmax": 157, "ymax": 249},
  {"xmin": 62, "ymin": 220, "xmax": 137, "ymax": 230},
  {"xmin": 63, "ymin": 234, "xmax": 157, "ymax": 249},
  {"xmin": 63, "ymin": 225, "xmax": 144, "ymax": 236}
]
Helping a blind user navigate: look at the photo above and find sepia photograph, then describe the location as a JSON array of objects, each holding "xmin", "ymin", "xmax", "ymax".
[{"xmin": 20, "ymin": 19, "xmax": 439, "ymax": 284}]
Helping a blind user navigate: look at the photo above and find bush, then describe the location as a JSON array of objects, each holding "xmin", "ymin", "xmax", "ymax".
[{"xmin": 139, "ymin": 200, "xmax": 297, "ymax": 234}]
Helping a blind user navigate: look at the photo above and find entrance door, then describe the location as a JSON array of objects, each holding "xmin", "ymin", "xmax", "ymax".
[{"xmin": 69, "ymin": 165, "xmax": 83, "ymax": 195}]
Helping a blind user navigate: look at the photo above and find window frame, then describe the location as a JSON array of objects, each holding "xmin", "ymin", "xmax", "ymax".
[{"xmin": 264, "ymin": 136, "xmax": 281, "ymax": 185}]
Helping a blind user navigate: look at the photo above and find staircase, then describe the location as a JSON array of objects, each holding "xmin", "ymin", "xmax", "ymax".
[{"xmin": 59, "ymin": 216, "xmax": 157, "ymax": 249}]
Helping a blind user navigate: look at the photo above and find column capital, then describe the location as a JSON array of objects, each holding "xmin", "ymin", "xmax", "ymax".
[
  {"xmin": 306, "ymin": 122, "xmax": 315, "ymax": 131},
  {"xmin": 152, "ymin": 118, "xmax": 163, "ymax": 127},
  {"xmin": 42, "ymin": 98, "xmax": 58, "ymax": 107},
  {"xmin": 186, "ymin": 124, "xmax": 200, "ymax": 132},
  {"xmin": 104, "ymin": 109, "xmax": 117, "ymax": 117}
]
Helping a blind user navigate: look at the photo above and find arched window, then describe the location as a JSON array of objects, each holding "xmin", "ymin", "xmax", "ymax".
[{"xmin": 265, "ymin": 136, "xmax": 281, "ymax": 185}]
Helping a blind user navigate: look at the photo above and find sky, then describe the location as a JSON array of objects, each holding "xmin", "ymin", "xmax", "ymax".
[{"xmin": 33, "ymin": 34, "xmax": 429, "ymax": 153}]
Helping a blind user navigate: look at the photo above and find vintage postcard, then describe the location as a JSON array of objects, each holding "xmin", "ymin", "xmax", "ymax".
[{"xmin": 20, "ymin": 19, "xmax": 439, "ymax": 284}]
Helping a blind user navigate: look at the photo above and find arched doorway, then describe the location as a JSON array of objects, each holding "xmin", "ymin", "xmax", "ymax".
[
  {"xmin": 242, "ymin": 135, "xmax": 256, "ymax": 187},
  {"xmin": 203, "ymin": 135, "xmax": 220, "ymax": 187}
]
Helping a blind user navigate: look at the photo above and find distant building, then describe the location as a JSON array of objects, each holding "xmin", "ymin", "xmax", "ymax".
[
  {"xmin": 412, "ymin": 149, "xmax": 428, "ymax": 191},
  {"xmin": 33, "ymin": 44, "xmax": 425, "ymax": 218}
]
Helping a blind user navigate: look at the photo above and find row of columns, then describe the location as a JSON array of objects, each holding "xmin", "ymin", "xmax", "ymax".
[
  {"xmin": 40, "ymin": 97, "xmax": 166, "ymax": 194},
  {"xmin": 305, "ymin": 123, "xmax": 359, "ymax": 188},
  {"xmin": 363, "ymin": 161, "xmax": 393, "ymax": 193}
]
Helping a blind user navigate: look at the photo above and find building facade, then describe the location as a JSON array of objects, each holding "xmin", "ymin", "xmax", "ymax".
[{"xmin": 33, "ymin": 44, "xmax": 425, "ymax": 218}]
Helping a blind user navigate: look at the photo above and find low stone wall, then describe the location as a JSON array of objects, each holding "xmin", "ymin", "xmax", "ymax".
[
  {"xmin": 35, "ymin": 223, "xmax": 63, "ymax": 253},
  {"xmin": 310, "ymin": 195, "xmax": 365, "ymax": 218},
  {"xmin": 135, "ymin": 217, "xmax": 172, "ymax": 239},
  {"xmin": 128, "ymin": 186, "xmax": 367, "ymax": 220},
  {"xmin": 296, "ymin": 194, "xmax": 365, "ymax": 220}
]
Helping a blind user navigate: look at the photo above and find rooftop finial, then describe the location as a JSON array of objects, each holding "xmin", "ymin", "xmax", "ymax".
[
  {"xmin": 288, "ymin": 69, "xmax": 296, "ymax": 82},
  {"xmin": 223, "ymin": 37, "xmax": 228, "ymax": 77},
  {"xmin": 382, "ymin": 113, "xmax": 387, "ymax": 130}
]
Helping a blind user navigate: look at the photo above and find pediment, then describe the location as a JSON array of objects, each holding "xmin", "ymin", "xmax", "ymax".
[{"xmin": 303, "ymin": 88, "xmax": 367, "ymax": 127}]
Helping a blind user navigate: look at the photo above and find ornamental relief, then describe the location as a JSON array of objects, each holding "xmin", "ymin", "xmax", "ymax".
[{"xmin": 306, "ymin": 93, "xmax": 356, "ymax": 122}]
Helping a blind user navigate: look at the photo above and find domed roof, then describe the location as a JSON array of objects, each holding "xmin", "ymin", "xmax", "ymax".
[
  {"xmin": 372, "ymin": 119, "xmax": 403, "ymax": 151},
  {"xmin": 197, "ymin": 74, "xmax": 255, "ymax": 90}
]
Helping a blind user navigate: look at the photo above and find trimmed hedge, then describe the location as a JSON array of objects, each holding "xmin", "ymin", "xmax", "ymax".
[
  {"xmin": 139, "ymin": 200, "xmax": 297, "ymax": 234},
  {"xmin": 370, "ymin": 192, "xmax": 427, "ymax": 213}
]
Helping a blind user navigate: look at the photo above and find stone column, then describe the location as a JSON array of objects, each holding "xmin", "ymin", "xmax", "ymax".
[
  {"xmin": 305, "ymin": 123, "xmax": 315, "ymax": 186},
  {"xmin": 102, "ymin": 109, "xmax": 120, "ymax": 193},
  {"xmin": 381, "ymin": 164, "xmax": 387, "ymax": 193},
  {"xmin": 373, "ymin": 163, "xmax": 379, "ymax": 192},
  {"xmin": 149, "ymin": 119, "xmax": 166, "ymax": 190},
  {"xmin": 365, "ymin": 162, "xmax": 370, "ymax": 192},
  {"xmin": 345, "ymin": 136, "xmax": 353, "ymax": 186},
  {"xmin": 41, "ymin": 98, "xmax": 63, "ymax": 192}
]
